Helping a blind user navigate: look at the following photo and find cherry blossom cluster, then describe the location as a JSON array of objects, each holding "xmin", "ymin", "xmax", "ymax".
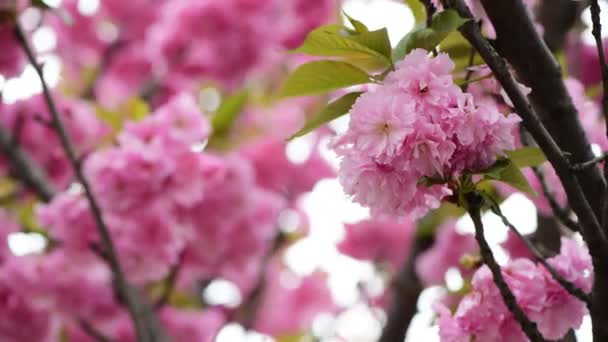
[
  {"xmin": 0, "ymin": 93, "xmax": 107, "ymax": 188},
  {"xmin": 42, "ymin": 0, "xmax": 335, "ymax": 107},
  {"xmin": 437, "ymin": 238, "xmax": 593, "ymax": 341},
  {"xmin": 334, "ymin": 49, "xmax": 520, "ymax": 218}
]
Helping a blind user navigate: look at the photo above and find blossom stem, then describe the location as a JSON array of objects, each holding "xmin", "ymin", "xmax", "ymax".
[
  {"xmin": 531, "ymin": 165, "xmax": 580, "ymax": 232},
  {"xmin": 154, "ymin": 250, "xmax": 185, "ymax": 310},
  {"xmin": 13, "ymin": 23, "xmax": 166, "ymax": 342},
  {"xmin": 79, "ymin": 319, "xmax": 113, "ymax": 342},
  {"xmin": 570, "ymin": 154, "xmax": 608, "ymax": 172},
  {"xmin": 466, "ymin": 192, "xmax": 547, "ymax": 342},
  {"xmin": 379, "ymin": 234, "xmax": 434, "ymax": 342},
  {"xmin": 488, "ymin": 202, "xmax": 591, "ymax": 305},
  {"xmin": 440, "ymin": 0, "xmax": 608, "ymax": 290}
]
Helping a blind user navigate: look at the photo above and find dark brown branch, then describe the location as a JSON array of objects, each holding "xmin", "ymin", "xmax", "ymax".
[
  {"xmin": 589, "ymin": 0, "xmax": 608, "ymax": 123},
  {"xmin": 538, "ymin": 0, "xmax": 588, "ymax": 51},
  {"xmin": 489, "ymin": 203, "xmax": 591, "ymax": 305},
  {"xmin": 13, "ymin": 24, "xmax": 166, "ymax": 342},
  {"xmin": 477, "ymin": 0, "xmax": 606, "ymax": 224},
  {"xmin": 155, "ymin": 251, "xmax": 185, "ymax": 310},
  {"xmin": 440, "ymin": 0, "xmax": 608, "ymax": 272},
  {"xmin": 79, "ymin": 319, "xmax": 113, "ymax": 342},
  {"xmin": 466, "ymin": 192, "xmax": 546, "ymax": 342},
  {"xmin": 378, "ymin": 234, "xmax": 433, "ymax": 342},
  {"xmin": 531, "ymin": 166, "xmax": 580, "ymax": 232},
  {"xmin": 571, "ymin": 154, "xmax": 608, "ymax": 171},
  {"xmin": 0, "ymin": 123, "xmax": 55, "ymax": 202}
]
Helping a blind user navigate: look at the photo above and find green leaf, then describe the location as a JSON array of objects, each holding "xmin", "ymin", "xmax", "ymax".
[
  {"xmin": 343, "ymin": 11, "xmax": 369, "ymax": 32},
  {"xmin": 505, "ymin": 147, "xmax": 547, "ymax": 168},
  {"xmin": 280, "ymin": 61, "xmax": 370, "ymax": 98},
  {"xmin": 392, "ymin": 9, "xmax": 470, "ymax": 62},
  {"xmin": 483, "ymin": 159, "xmax": 536, "ymax": 195},
  {"xmin": 289, "ymin": 92, "xmax": 363, "ymax": 140},
  {"xmin": 350, "ymin": 28, "xmax": 393, "ymax": 61},
  {"xmin": 211, "ymin": 90, "xmax": 249, "ymax": 136},
  {"xmin": 405, "ymin": 0, "xmax": 426, "ymax": 25},
  {"xmin": 125, "ymin": 98, "xmax": 149, "ymax": 122},
  {"xmin": 31, "ymin": 0, "xmax": 53, "ymax": 9},
  {"xmin": 392, "ymin": 27, "xmax": 438, "ymax": 61},
  {"xmin": 293, "ymin": 25, "xmax": 391, "ymax": 70},
  {"xmin": 431, "ymin": 9, "xmax": 469, "ymax": 33}
]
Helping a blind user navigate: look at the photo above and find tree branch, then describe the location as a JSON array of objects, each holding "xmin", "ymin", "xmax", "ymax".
[
  {"xmin": 489, "ymin": 202, "xmax": 591, "ymax": 305},
  {"xmin": 478, "ymin": 0, "xmax": 606, "ymax": 223},
  {"xmin": 466, "ymin": 192, "xmax": 546, "ymax": 342},
  {"xmin": 13, "ymin": 24, "xmax": 166, "ymax": 342},
  {"xmin": 154, "ymin": 251, "xmax": 185, "ymax": 310},
  {"xmin": 0, "ymin": 123, "xmax": 55, "ymax": 202},
  {"xmin": 538, "ymin": 0, "xmax": 588, "ymax": 51},
  {"xmin": 531, "ymin": 165, "xmax": 580, "ymax": 232},
  {"xmin": 378, "ymin": 234, "xmax": 433, "ymax": 342},
  {"xmin": 79, "ymin": 319, "xmax": 113, "ymax": 342},
  {"xmin": 440, "ymin": 0, "xmax": 608, "ymax": 275},
  {"xmin": 570, "ymin": 153, "xmax": 608, "ymax": 171}
]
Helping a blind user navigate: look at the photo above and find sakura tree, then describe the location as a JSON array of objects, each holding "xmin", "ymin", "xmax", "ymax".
[{"xmin": 0, "ymin": 0, "xmax": 607, "ymax": 341}]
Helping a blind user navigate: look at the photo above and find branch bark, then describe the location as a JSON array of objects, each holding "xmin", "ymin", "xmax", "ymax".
[
  {"xmin": 478, "ymin": 0, "xmax": 606, "ymax": 224},
  {"xmin": 538, "ymin": 0, "xmax": 588, "ymax": 51},
  {"xmin": 378, "ymin": 235, "xmax": 433, "ymax": 342},
  {"xmin": 444, "ymin": 0, "xmax": 608, "ymax": 339},
  {"xmin": 13, "ymin": 24, "xmax": 166, "ymax": 342},
  {"xmin": 489, "ymin": 204, "xmax": 590, "ymax": 305},
  {"xmin": 0, "ymin": 123, "xmax": 55, "ymax": 202},
  {"xmin": 466, "ymin": 192, "xmax": 546, "ymax": 342}
]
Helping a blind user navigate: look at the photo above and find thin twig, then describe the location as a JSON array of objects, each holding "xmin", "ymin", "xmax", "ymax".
[
  {"xmin": 589, "ymin": 0, "xmax": 608, "ymax": 124},
  {"xmin": 440, "ymin": 0, "xmax": 608, "ymax": 267},
  {"xmin": 79, "ymin": 319, "xmax": 113, "ymax": 342},
  {"xmin": 466, "ymin": 192, "xmax": 546, "ymax": 342},
  {"xmin": 13, "ymin": 23, "xmax": 165, "ymax": 342},
  {"xmin": 461, "ymin": 46, "xmax": 477, "ymax": 92},
  {"xmin": 488, "ymin": 202, "xmax": 591, "ymax": 305},
  {"xmin": 531, "ymin": 166, "xmax": 580, "ymax": 232},
  {"xmin": 155, "ymin": 251, "xmax": 185, "ymax": 310},
  {"xmin": 570, "ymin": 154, "xmax": 608, "ymax": 171}
]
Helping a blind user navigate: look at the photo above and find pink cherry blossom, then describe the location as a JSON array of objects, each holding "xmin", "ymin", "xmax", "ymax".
[
  {"xmin": 338, "ymin": 217, "xmax": 415, "ymax": 269},
  {"xmin": 334, "ymin": 49, "xmax": 519, "ymax": 218},
  {"xmin": 146, "ymin": 0, "xmax": 278, "ymax": 88},
  {"xmin": 415, "ymin": 220, "xmax": 477, "ymax": 286},
  {"xmin": 240, "ymin": 137, "xmax": 335, "ymax": 201},
  {"xmin": 0, "ymin": 281, "xmax": 56, "ymax": 342},
  {"xmin": 437, "ymin": 237, "xmax": 592, "ymax": 341},
  {"xmin": 0, "ymin": 93, "xmax": 107, "ymax": 189},
  {"xmin": 254, "ymin": 263, "xmax": 336, "ymax": 335},
  {"xmin": 2, "ymin": 250, "xmax": 118, "ymax": 322},
  {"xmin": 0, "ymin": 25, "xmax": 25, "ymax": 78}
]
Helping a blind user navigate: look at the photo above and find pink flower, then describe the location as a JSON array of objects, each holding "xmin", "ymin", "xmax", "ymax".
[
  {"xmin": 501, "ymin": 230, "xmax": 534, "ymax": 260},
  {"xmin": 146, "ymin": 0, "xmax": 278, "ymax": 87},
  {"xmin": 158, "ymin": 307, "xmax": 225, "ymax": 342},
  {"xmin": 278, "ymin": 0, "xmax": 336, "ymax": 49},
  {"xmin": 0, "ymin": 93, "xmax": 107, "ymax": 189},
  {"xmin": 254, "ymin": 263, "xmax": 336, "ymax": 335},
  {"xmin": 0, "ymin": 25, "xmax": 25, "ymax": 78},
  {"xmin": 240, "ymin": 137, "xmax": 334, "ymax": 201},
  {"xmin": 334, "ymin": 50, "xmax": 519, "ymax": 219},
  {"xmin": 180, "ymin": 155, "xmax": 285, "ymax": 293},
  {"xmin": 2, "ymin": 250, "xmax": 118, "ymax": 321},
  {"xmin": 96, "ymin": 43, "xmax": 153, "ymax": 108},
  {"xmin": 437, "ymin": 238, "xmax": 592, "ymax": 341},
  {"xmin": 338, "ymin": 217, "xmax": 415, "ymax": 269},
  {"xmin": 416, "ymin": 220, "xmax": 477, "ymax": 286},
  {"xmin": 0, "ymin": 282, "xmax": 56, "ymax": 342},
  {"xmin": 0, "ymin": 209, "xmax": 18, "ymax": 264}
]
